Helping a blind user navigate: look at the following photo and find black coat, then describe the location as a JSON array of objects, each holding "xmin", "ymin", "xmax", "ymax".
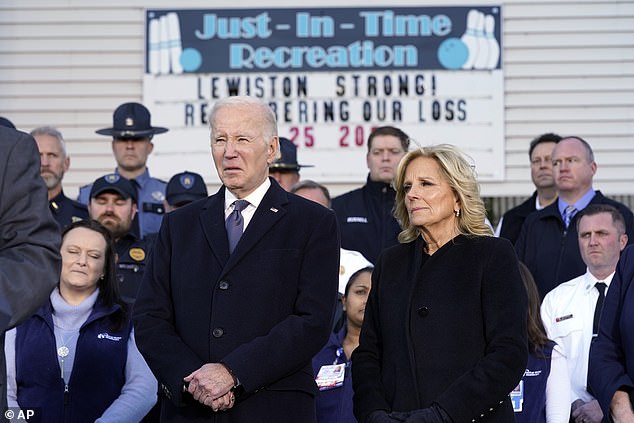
[
  {"xmin": 332, "ymin": 176, "xmax": 401, "ymax": 264},
  {"xmin": 133, "ymin": 179, "xmax": 340, "ymax": 422},
  {"xmin": 516, "ymin": 191, "xmax": 634, "ymax": 298},
  {"xmin": 589, "ymin": 244, "xmax": 634, "ymax": 419},
  {"xmin": 353, "ymin": 235, "xmax": 527, "ymax": 423},
  {"xmin": 498, "ymin": 191, "xmax": 538, "ymax": 245},
  {"xmin": 0, "ymin": 127, "xmax": 60, "ymax": 416}
]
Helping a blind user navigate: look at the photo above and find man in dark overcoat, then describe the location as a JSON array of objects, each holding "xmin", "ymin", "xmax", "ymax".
[{"xmin": 133, "ymin": 96, "xmax": 340, "ymax": 422}]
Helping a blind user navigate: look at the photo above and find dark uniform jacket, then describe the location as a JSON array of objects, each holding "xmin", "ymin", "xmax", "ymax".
[
  {"xmin": 498, "ymin": 191, "xmax": 538, "ymax": 245},
  {"xmin": 115, "ymin": 232, "xmax": 155, "ymax": 304},
  {"xmin": 353, "ymin": 235, "xmax": 527, "ymax": 423},
  {"xmin": 516, "ymin": 191, "xmax": 634, "ymax": 298},
  {"xmin": 49, "ymin": 190, "xmax": 88, "ymax": 230},
  {"xmin": 312, "ymin": 326, "xmax": 356, "ymax": 423},
  {"xmin": 0, "ymin": 127, "xmax": 61, "ymax": 417},
  {"xmin": 332, "ymin": 176, "xmax": 401, "ymax": 264},
  {"xmin": 133, "ymin": 179, "xmax": 340, "ymax": 422}
]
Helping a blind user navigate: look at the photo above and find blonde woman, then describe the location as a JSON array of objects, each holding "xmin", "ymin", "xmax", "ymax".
[{"xmin": 352, "ymin": 145, "xmax": 528, "ymax": 423}]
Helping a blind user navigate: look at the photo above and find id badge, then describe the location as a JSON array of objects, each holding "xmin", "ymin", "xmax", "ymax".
[
  {"xmin": 510, "ymin": 380, "xmax": 524, "ymax": 412},
  {"xmin": 315, "ymin": 364, "xmax": 346, "ymax": 391}
]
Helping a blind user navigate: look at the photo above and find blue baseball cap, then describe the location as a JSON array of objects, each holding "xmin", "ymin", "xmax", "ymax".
[
  {"xmin": 166, "ymin": 171, "xmax": 208, "ymax": 206},
  {"xmin": 90, "ymin": 174, "xmax": 137, "ymax": 203}
]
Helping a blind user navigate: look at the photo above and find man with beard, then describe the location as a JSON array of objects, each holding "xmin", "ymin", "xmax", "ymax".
[
  {"xmin": 31, "ymin": 126, "xmax": 88, "ymax": 229},
  {"xmin": 88, "ymin": 173, "xmax": 153, "ymax": 304}
]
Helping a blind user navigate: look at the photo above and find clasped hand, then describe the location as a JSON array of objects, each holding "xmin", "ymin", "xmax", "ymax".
[
  {"xmin": 184, "ymin": 363, "xmax": 236, "ymax": 412},
  {"xmin": 368, "ymin": 404, "xmax": 448, "ymax": 423}
]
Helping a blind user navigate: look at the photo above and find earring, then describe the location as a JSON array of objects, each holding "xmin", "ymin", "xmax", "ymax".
[
  {"xmin": 455, "ymin": 209, "xmax": 460, "ymax": 217},
  {"xmin": 99, "ymin": 275, "xmax": 105, "ymax": 280}
]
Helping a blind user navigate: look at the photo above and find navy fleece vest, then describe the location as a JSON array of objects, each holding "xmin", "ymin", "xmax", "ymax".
[
  {"xmin": 515, "ymin": 341, "xmax": 555, "ymax": 423},
  {"xmin": 15, "ymin": 299, "xmax": 130, "ymax": 423}
]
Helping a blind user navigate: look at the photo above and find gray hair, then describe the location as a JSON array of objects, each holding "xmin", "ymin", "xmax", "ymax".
[
  {"xmin": 208, "ymin": 96, "xmax": 278, "ymax": 141},
  {"xmin": 30, "ymin": 126, "xmax": 67, "ymax": 156},
  {"xmin": 290, "ymin": 180, "xmax": 331, "ymax": 207}
]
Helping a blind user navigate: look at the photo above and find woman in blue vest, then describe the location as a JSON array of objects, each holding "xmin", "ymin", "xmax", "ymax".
[
  {"xmin": 514, "ymin": 262, "xmax": 570, "ymax": 423},
  {"xmin": 5, "ymin": 219, "xmax": 157, "ymax": 422}
]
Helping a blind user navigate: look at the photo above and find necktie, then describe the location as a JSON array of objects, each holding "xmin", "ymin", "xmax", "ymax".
[
  {"xmin": 226, "ymin": 200, "xmax": 249, "ymax": 253},
  {"xmin": 592, "ymin": 282, "xmax": 607, "ymax": 336},
  {"xmin": 563, "ymin": 205, "xmax": 577, "ymax": 228}
]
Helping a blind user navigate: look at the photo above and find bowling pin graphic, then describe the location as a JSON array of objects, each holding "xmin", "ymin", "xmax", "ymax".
[
  {"xmin": 167, "ymin": 13, "xmax": 183, "ymax": 74},
  {"xmin": 473, "ymin": 11, "xmax": 490, "ymax": 69},
  {"xmin": 148, "ymin": 18, "xmax": 160, "ymax": 75},
  {"xmin": 159, "ymin": 15, "xmax": 170, "ymax": 75},
  {"xmin": 485, "ymin": 15, "xmax": 500, "ymax": 69},
  {"xmin": 461, "ymin": 9, "xmax": 480, "ymax": 69}
]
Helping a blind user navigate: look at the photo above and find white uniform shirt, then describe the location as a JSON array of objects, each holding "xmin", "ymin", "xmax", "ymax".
[{"xmin": 540, "ymin": 269, "xmax": 614, "ymax": 402}]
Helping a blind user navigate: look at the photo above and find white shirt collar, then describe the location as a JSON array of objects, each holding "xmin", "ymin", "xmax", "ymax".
[
  {"xmin": 583, "ymin": 268, "xmax": 616, "ymax": 292},
  {"xmin": 224, "ymin": 178, "xmax": 271, "ymax": 213},
  {"xmin": 535, "ymin": 195, "xmax": 545, "ymax": 210}
]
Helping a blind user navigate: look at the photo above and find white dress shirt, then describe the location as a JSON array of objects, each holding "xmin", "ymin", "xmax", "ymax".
[
  {"xmin": 223, "ymin": 178, "xmax": 271, "ymax": 232},
  {"xmin": 541, "ymin": 269, "xmax": 614, "ymax": 402}
]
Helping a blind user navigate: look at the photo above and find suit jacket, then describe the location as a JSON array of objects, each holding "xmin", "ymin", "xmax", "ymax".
[
  {"xmin": 0, "ymin": 127, "xmax": 61, "ymax": 415},
  {"xmin": 353, "ymin": 235, "xmax": 527, "ymax": 423},
  {"xmin": 133, "ymin": 179, "xmax": 340, "ymax": 422},
  {"xmin": 589, "ymin": 244, "xmax": 634, "ymax": 421}
]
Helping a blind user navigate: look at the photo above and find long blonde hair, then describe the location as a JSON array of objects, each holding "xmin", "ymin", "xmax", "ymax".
[{"xmin": 393, "ymin": 144, "xmax": 492, "ymax": 243}]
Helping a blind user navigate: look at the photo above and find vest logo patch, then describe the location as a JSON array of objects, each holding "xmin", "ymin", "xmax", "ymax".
[
  {"xmin": 347, "ymin": 217, "xmax": 368, "ymax": 223},
  {"xmin": 523, "ymin": 369, "xmax": 542, "ymax": 377},
  {"xmin": 98, "ymin": 333, "xmax": 123, "ymax": 341}
]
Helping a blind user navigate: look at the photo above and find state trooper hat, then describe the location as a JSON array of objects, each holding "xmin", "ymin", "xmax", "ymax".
[
  {"xmin": 269, "ymin": 137, "xmax": 313, "ymax": 172},
  {"xmin": 166, "ymin": 171, "xmax": 208, "ymax": 206},
  {"xmin": 96, "ymin": 102, "xmax": 168, "ymax": 139},
  {"xmin": 90, "ymin": 174, "xmax": 137, "ymax": 203}
]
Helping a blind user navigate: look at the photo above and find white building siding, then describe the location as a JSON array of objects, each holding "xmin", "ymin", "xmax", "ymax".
[{"xmin": 0, "ymin": 0, "xmax": 632, "ymax": 201}]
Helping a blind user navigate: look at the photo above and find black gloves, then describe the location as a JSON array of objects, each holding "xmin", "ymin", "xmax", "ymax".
[
  {"xmin": 367, "ymin": 410, "xmax": 406, "ymax": 423},
  {"xmin": 389, "ymin": 403, "xmax": 452, "ymax": 423}
]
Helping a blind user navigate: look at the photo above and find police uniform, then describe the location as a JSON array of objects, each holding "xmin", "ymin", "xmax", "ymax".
[
  {"xmin": 49, "ymin": 190, "xmax": 88, "ymax": 229},
  {"xmin": 79, "ymin": 169, "xmax": 166, "ymax": 238},
  {"xmin": 79, "ymin": 102, "xmax": 169, "ymax": 239},
  {"xmin": 88, "ymin": 173, "xmax": 156, "ymax": 304},
  {"xmin": 115, "ymin": 232, "xmax": 155, "ymax": 304}
]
